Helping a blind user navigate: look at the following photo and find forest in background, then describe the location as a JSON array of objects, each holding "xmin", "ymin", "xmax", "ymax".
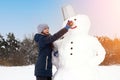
[
  {"xmin": 0, "ymin": 33, "xmax": 120, "ymax": 66},
  {"xmin": 0, "ymin": 33, "xmax": 38, "ymax": 66},
  {"xmin": 98, "ymin": 36, "xmax": 120, "ymax": 65}
]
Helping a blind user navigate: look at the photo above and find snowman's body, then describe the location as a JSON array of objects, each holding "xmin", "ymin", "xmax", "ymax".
[{"xmin": 52, "ymin": 14, "xmax": 106, "ymax": 80}]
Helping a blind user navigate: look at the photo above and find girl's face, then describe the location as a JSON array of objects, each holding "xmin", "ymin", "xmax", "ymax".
[{"xmin": 42, "ymin": 28, "xmax": 49, "ymax": 35}]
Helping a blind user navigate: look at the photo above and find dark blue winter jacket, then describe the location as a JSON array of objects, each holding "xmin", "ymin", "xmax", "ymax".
[{"xmin": 34, "ymin": 27, "xmax": 68, "ymax": 77}]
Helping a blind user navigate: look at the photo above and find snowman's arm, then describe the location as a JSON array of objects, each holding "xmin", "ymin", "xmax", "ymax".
[{"xmin": 90, "ymin": 38, "xmax": 106, "ymax": 66}]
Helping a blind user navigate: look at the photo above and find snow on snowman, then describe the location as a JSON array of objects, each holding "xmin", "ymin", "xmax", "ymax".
[{"xmin": 52, "ymin": 5, "xmax": 106, "ymax": 80}]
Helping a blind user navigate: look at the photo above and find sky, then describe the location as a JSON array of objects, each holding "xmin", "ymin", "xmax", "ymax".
[{"xmin": 0, "ymin": 0, "xmax": 120, "ymax": 40}]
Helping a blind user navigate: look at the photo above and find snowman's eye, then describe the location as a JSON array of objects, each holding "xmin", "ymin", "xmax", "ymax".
[{"xmin": 74, "ymin": 19, "xmax": 77, "ymax": 21}]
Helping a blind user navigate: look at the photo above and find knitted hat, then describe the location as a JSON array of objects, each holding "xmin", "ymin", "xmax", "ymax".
[{"xmin": 37, "ymin": 24, "xmax": 49, "ymax": 33}]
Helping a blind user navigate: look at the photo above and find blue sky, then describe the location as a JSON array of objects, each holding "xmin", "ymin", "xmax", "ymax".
[
  {"xmin": 0, "ymin": 0, "xmax": 66, "ymax": 40},
  {"xmin": 0, "ymin": 0, "xmax": 120, "ymax": 40}
]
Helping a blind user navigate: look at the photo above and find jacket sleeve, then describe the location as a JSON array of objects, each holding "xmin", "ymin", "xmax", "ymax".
[{"xmin": 43, "ymin": 28, "xmax": 68, "ymax": 45}]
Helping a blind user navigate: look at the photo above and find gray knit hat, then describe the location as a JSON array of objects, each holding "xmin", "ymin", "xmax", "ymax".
[{"xmin": 37, "ymin": 24, "xmax": 49, "ymax": 33}]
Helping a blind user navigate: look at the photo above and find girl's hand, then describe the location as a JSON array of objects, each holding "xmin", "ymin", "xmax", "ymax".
[{"xmin": 67, "ymin": 20, "xmax": 74, "ymax": 27}]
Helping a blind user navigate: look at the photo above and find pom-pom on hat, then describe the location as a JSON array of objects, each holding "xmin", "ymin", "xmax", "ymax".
[{"xmin": 37, "ymin": 24, "xmax": 49, "ymax": 33}]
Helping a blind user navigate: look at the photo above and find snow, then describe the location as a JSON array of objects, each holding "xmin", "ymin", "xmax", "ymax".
[
  {"xmin": 97, "ymin": 65, "xmax": 120, "ymax": 80},
  {"xmin": 0, "ymin": 65, "xmax": 35, "ymax": 80},
  {"xmin": 0, "ymin": 65, "xmax": 120, "ymax": 80}
]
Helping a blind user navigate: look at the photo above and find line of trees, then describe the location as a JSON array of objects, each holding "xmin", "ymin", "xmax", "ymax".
[
  {"xmin": 0, "ymin": 33, "xmax": 38, "ymax": 66},
  {"xmin": 98, "ymin": 36, "xmax": 120, "ymax": 65},
  {"xmin": 0, "ymin": 33, "xmax": 120, "ymax": 66}
]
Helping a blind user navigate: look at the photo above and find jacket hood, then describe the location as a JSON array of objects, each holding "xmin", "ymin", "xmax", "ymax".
[{"xmin": 34, "ymin": 34, "xmax": 41, "ymax": 43}]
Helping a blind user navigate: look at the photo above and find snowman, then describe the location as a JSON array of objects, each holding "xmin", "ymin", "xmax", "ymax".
[{"xmin": 52, "ymin": 5, "xmax": 106, "ymax": 80}]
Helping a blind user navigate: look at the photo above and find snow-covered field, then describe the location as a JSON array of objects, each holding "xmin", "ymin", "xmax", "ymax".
[
  {"xmin": 0, "ymin": 65, "xmax": 120, "ymax": 80},
  {"xmin": 97, "ymin": 65, "xmax": 120, "ymax": 80},
  {"xmin": 0, "ymin": 65, "xmax": 35, "ymax": 80},
  {"xmin": 0, "ymin": 65, "xmax": 57, "ymax": 80}
]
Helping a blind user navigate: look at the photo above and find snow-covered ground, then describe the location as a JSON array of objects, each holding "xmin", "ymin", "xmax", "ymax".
[
  {"xmin": 97, "ymin": 65, "xmax": 120, "ymax": 80},
  {"xmin": 0, "ymin": 65, "xmax": 120, "ymax": 80},
  {"xmin": 0, "ymin": 65, "xmax": 57, "ymax": 80},
  {"xmin": 0, "ymin": 65, "xmax": 35, "ymax": 80}
]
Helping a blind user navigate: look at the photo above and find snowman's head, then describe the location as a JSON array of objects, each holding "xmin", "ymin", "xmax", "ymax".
[{"xmin": 63, "ymin": 14, "xmax": 91, "ymax": 35}]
